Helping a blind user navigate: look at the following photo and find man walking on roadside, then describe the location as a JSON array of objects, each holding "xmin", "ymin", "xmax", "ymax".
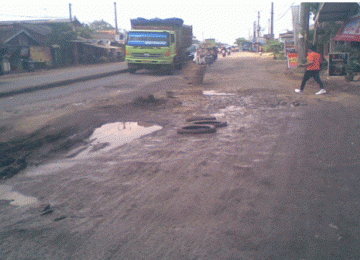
[{"xmin": 295, "ymin": 45, "xmax": 326, "ymax": 95}]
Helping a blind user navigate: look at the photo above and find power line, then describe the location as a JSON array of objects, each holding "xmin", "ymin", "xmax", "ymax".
[{"xmin": 275, "ymin": 2, "xmax": 295, "ymax": 22}]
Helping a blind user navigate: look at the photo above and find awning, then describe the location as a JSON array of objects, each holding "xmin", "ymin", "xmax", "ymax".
[
  {"xmin": 334, "ymin": 16, "xmax": 360, "ymax": 42},
  {"xmin": 316, "ymin": 2, "xmax": 359, "ymax": 23}
]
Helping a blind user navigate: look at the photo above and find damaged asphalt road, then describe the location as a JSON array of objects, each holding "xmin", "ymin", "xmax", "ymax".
[{"xmin": 1, "ymin": 52, "xmax": 360, "ymax": 259}]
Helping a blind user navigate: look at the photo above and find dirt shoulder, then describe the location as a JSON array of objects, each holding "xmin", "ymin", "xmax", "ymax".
[{"xmin": 1, "ymin": 52, "xmax": 360, "ymax": 259}]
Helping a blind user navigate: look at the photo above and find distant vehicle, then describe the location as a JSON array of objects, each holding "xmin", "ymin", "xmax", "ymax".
[
  {"xmin": 125, "ymin": 18, "xmax": 193, "ymax": 74},
  {"xmin": 231, "ymin": 45, "xmax": 240, "ymax": 52},
  {"xmin": 187, "ymin": 44, "xmax": 199, "ymax": 60},
  {"xmin": 241, "ymin": 42, "xmax": 252, "ymax": 52}
]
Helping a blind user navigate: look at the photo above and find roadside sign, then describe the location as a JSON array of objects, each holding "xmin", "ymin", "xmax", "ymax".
[
  {"xmin": 328, "ymin": 53, "xmax": 349, "ymax": 76},
  {"xmin": 30, "ymin": 46, "xmax": 51, "ymax": 62},
  {"xmin": 287, "ymin": 53, "xmax": 298, "ymax": 68}
]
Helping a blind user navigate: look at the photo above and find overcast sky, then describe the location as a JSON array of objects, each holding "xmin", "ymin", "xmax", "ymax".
[{"xmin": 1, "ymin": 1, "xmax": 299, "ymax": 44}]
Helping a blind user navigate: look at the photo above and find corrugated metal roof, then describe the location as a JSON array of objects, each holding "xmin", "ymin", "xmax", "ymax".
[
  {"xmin": 316, "ymin": 2, "xmax": 360, "ymax": 23},
  {"xmin": 0, "ymin": 17, "xmax": 81, "ymax": 26},
  {"xmin": 21, "ymin": 24, "xmax": 52, "ymax": 36}
]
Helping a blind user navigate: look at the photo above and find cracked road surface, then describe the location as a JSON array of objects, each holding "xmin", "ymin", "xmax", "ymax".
[{"xmin": 1, "ymin": 52, "xmax": 360, "ymax": 259}]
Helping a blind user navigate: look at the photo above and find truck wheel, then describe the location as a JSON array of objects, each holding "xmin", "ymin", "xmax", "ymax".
[
  {"xmin": 128, "ymin": 64, "xmax": 137, "ymax": 74},
  {"xmin": 175, "ymin": 63, "xmax": 183, "ymax": 70}
]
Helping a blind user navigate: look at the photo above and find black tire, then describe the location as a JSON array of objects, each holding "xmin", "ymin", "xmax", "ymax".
[
  {"xmin": 128, "ymin": 64, "xmax": 137, "ymax": 74},
  {"xmin": 191, "ymin": 120, "xmax": 228, "ymax": 128},
  {"xmin": 166, "ymin": 64, "xmax": 175, "ymax": 75},
  {"xmin": 186, "ymin": 116, "xmax": 217, "ymax": 122},
  {"xmin": 177, "ymin": 124, "xmax": 216, "ymax": 134}
]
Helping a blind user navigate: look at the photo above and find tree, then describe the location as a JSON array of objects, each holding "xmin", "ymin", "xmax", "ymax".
[
  {"xmin": 309, "ymin": 2, "xmax": 321, "ymax": 18},
  {"xmin": 235, "ymin": 38, "xmax": 249, "ymax": 46},
  {"xmin": 264, "ymin": 40, "xmax": 284, "ymax": 53},
  {"xmin": 46, "ymin": 23, "xmax": 77, "ymax": 48},
  {"xmin": 89, "ymin": 20, "xmax": 114, "ymax": 31},
  {"xmin": 46, "ymin": 23, "xmax": 77, "ymax": 66},
  {"xmin": 76, "ymin": 23, "xmax": 94, "ymax": 39}
]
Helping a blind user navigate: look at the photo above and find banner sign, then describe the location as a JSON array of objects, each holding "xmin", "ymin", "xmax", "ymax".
[
  {"xmin": 287, "ymin": 53, "xmax": 298, "ymax": 68},
  {"xmin": 30, "ymin": 46, "xmax": 52, "ymax": 62}
]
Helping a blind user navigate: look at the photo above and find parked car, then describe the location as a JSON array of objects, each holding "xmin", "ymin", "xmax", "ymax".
[
  {"xmin": 231, "ymin": 46, "xmax": 240, "ymax": 52},
  {"xmin": 242, "ymin": 43, "xmax": 252, "ymax": 52}
]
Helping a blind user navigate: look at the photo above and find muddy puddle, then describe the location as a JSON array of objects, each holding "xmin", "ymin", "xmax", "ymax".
[
  {"xmin": 74, "ymin": 122, "xmax": 162, "ymax": 158},
  {"xmin": 25, "ymin": 122, "xmax": 162, "ymax": 177},
  {"xmin": 203, "ymin": 90, "xmax": 235, "ymax": 96},
  {"xmin": 0, "ymin": 185, "xmax": 38, "ymax": 206}
]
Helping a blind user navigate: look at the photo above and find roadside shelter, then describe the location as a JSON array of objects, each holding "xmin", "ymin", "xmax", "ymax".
[
  {"xmin": 314, "ymin": 2, "xmax": 360, "ymax": 53},
  {"xmin": 0, "ymin": 18, "xmax": 81, "ymax": 73}
]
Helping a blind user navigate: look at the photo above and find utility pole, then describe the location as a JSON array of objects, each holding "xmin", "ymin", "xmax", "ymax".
[
  {"xmin": 292, "ymin": 5, "xmax": 300, "ymax": 53},
  {"xmin": 253, "ymin": 21, "xmax": 256, "ymax": 39},
  {"xmin": 69, "ymin": 3, "xmax": 79, "ymax": 64},
  {"xmin": 114, "ymin": 2, "xmax": 118, "ymax": 35},
  {"xmin": 69, "ymin": 3, "xmax": 72, "ymax": 23},
  {"xmin": 271, "ymin": 2, "xmax": 274, "ymax": 39},
  {"xmin": 257, "ymin": 11, "xmax": 260, "ymax": 52},
  {"xmin": 257, "ymin": 11, "xmax": 260, "ymax": 38},
  {"xmin": 299, "ymin": 3, "xmax": 310, "ymax": 64}
]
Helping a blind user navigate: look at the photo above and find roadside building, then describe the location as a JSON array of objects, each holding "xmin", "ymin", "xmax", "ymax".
[
  {"xmin": 75, "ymin": 30, "xmax": 126, "ymax": 64},
  {"xmin": 0, "ymin": 18, "xmax": 81, "ymax": 74},
  {"xmin": 314, "ymin": 2, "xmax": 360, "ymax": 54},
  {"xmin": 279, "ymin": 30, "xmax": 295, "ymax": 53},
  {"xmin": 313, "ymin": 2, "xmax": 360, "ymax": 79}
]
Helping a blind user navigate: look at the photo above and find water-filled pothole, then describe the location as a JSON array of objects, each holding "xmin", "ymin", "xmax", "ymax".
[
  {"xmin": 25, "ymin": 122, "xmax": 163, "ymax": 177},
  {"xmin": 203, "ymin": 90, "xmax": 235, "ymax": 96},
  {"xmin": 0, "ymin": 185, "xmax": 38, "ymax": 206},
  {"xmin": 74, "ymin": 122, "xmax": 162, "ymax": 158}
]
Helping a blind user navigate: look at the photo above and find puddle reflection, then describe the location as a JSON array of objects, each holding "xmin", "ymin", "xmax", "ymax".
[
  {"xmin": 203, "ymin": 90, "xmax": 235, "ymax": 96},
  {"xmin": 76, "ymin": 122, "xmax": 162, "ymax": 158},
  {"xmin": 26, "ymin": 122, "xmax": 162, "ymax": 177},
  {"xmin": 0, "ymin": 185, "xmax": 38, "ymax": 206}
]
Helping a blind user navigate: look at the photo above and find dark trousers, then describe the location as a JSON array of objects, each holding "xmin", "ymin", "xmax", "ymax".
[{"xmin": 300, "ymin": 70, "xmax": 324, "ymax": 90}]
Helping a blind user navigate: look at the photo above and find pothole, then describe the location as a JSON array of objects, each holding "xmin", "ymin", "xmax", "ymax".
[
  {"xmin": 203, "ymin": 90, "xmax": 235, "ymax": 96},
  {"xmin": 25, "ymin": 122, "xmax": 162, "ymax": 177},
  {"xmin": 0, "ymin": 185, "xmax": 38, "ymax": 206},
  {"xmin": 74, "ymin": 122, "xmax": 163, "ymax": 158}
]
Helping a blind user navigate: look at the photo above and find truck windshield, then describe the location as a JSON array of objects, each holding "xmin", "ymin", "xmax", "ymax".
[{"xmin": 127, "ymin": 32, "xmax": 169, "ymax": 47}]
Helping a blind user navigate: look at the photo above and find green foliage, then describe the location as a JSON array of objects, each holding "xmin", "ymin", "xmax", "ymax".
[
  {"xmin": 46, "ymin": 23, "xmax": 77, "ymax": 49},
  {"xmin": 89, "ymin": 20, "xmax": 114, "ymax": 31},
  {"xmin": 310, "ymin": 22, "xmax": 342, "ymax": 47},
  {"xmin": 46, "ymin": 23, "xmax": 77, "ymax": 66},
  {"xmin": 76, "ymin": 24, "xmax": 94, "ymax": 39},
  {"xmin": 235, "ymin": 38, "xmax": 249, "ymax": 46},
  {"xmin": 264, "ymin": 40, "xmax": 284, "ymax": 53},
  {"xmin": 336, "ymin": 45, "xmax": 360, "ymax": 81},
  {"xmin": 308, "ymin": 2, "xmax": 321, "ymax": 17}
]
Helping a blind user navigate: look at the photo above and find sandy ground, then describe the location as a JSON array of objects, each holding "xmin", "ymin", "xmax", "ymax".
[{"xmin": 1, "ymin": 52, "xmax": 360, "ymax": 259}]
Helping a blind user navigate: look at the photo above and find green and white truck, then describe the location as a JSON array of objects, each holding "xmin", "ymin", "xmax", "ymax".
[{"xmin": 125, "ymin": 18, "xmax": 193, "ymax": 74}]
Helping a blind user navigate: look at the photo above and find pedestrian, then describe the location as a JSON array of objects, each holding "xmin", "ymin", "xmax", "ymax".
[{"xmin": 295, "ymin": 45, "xmax": 326, "ymax": 95}]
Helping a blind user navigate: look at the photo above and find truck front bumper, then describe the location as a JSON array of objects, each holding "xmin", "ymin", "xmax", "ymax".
[{"xmin": 126, "ymin": 58, "xmax": 173, "ymax": 65}]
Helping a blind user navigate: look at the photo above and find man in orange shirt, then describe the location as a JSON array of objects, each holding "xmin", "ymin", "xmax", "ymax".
[{"xmin": 295, "ymin": 45, "xmax": 326, "ymax": 95}]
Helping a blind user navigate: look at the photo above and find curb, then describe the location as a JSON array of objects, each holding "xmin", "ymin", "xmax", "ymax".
[{"xmin": 0, "ymin": 69, "xmax": 129, "ymax": 98}]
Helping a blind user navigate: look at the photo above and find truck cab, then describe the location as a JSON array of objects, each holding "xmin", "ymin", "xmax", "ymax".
[
  {"xmin": 125, "ymin": 18, "xmax": 192, "ymax": 74},
  {"xmin": 126, "ymin": 30, "xmax": 177, "ymax": 74}
]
